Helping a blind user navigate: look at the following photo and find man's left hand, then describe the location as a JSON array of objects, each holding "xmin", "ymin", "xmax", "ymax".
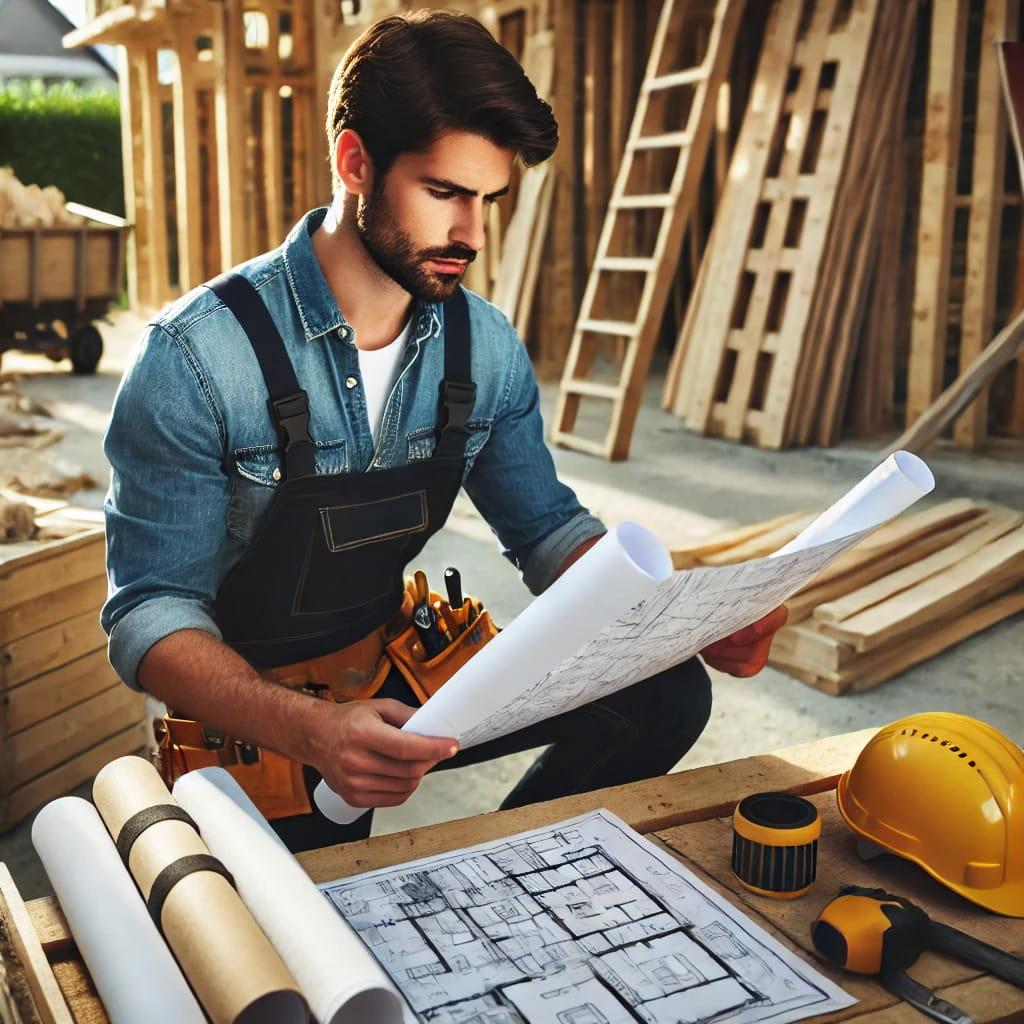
[{"xmin": 699, "ymin": 605, "xmax": 788, "ymax": 678}]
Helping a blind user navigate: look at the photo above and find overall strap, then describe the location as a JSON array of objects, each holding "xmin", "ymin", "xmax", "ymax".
[
  {"xmin": 436, "ymin": 288, "xmax": 477, "ymax": 459},
  {"xmin": 207, "ymin": 272, "xmax": 315, "ymax": 480}
]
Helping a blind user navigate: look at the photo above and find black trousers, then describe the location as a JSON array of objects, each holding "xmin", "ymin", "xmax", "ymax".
[{"xmin": 271, "ymin": 657, "xmax": 713, "ymax": 854}]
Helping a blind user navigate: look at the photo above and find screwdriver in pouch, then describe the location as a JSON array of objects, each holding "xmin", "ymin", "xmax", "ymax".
[{"xmin": 811, "ymin": 885, "xmax": 1024, "ymax": 1023}]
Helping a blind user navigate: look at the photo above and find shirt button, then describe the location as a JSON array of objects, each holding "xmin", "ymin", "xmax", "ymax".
[
  {"xmin": 345, "ymin": 376, "xmax": 358, "ymax": 389},
  {"xmin": 272, "ymin": 467, "xmax": 281, "ymax": 482}
]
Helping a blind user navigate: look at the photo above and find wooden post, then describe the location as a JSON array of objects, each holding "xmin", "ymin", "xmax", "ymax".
[
  {"xmin": 171, "ymin": 19, "xmax": 205, "ymax": 292},
  {"xmin": 214, "ymin": 0, "xmax": 248, "ymax": 268},
  {"xmin": 907, "ymin": 0, "xmax": 969, "ymax": 426},
  {"xmin": 116, "ymin": 44, "xmax": 140, "ymax": 310},
  {"xmin": 134, "ymin": 44, "xmax": 170, "ymax": 307}
]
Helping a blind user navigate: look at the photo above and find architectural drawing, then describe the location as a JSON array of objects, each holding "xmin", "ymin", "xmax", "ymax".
[
  {"xmin": 458, "ymin": 533, "xmax": 859, "ymax": 748},
  {"xmin": 321, "ymin": 810, "xmax": 855, "ymax": 1024}
]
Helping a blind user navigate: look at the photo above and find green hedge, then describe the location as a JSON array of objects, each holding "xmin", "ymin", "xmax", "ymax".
[{"xmin": 0, "ymin": 80, "xmax": 124, "ymax": 216}]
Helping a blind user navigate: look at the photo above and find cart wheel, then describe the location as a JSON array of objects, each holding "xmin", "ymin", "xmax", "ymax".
[{"xmin": 69, "ymin": 324, "xmax": 103, "ymax": 375}]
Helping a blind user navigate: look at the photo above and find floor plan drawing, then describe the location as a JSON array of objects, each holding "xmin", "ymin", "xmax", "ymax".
[{"xmin": 320, "ymin": 810, "xmax": 855, "ymax": 1024}]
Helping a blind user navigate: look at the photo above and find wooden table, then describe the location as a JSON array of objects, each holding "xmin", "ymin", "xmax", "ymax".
[{"xmin": 9, "ymin": 729, "xmax": 1024, "ymax": 1023}]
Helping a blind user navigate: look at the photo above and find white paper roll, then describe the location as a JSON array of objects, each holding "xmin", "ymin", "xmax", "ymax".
[
  {"xmin": 31, "ymin": 797, "xmax": 206, "ymax": 1024},
  {"xmin": 174, "ymin": 768, "xmax": 404, "ymax": 1024},
  {"xmin": 773, "ymin": 450, "xmax": 935, "ymax": 557},
  {"xmin": 315, "ymin": 522, "xmax": 672, "ymax": 824}
]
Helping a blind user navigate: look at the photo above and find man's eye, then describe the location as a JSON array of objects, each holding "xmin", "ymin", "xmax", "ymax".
[{"xmin": 428, "ymin": 189, "xmax": 456, "ymax": 200}]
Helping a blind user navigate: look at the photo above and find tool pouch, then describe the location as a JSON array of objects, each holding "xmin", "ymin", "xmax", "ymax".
[
  {"xmin": 153, "ymin": 573, "xmax": 497, "ymax": 821},
  {"xmin": 387, "ymin": 590, "xmax": 499, "ymax": 704}
]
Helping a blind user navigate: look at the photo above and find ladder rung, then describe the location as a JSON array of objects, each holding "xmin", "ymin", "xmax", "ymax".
[
  {"xmin": 597, "ymin": 257, "xmax": 658, "ymax": 273},
  {"xmin": 611, "ymin": 194, "xmax": 675, "ymax": 209},
  {"xmin": 580, "ymin": 318, "xmax": 639, "ymax": 337},
  {"xmin": 562, "ymin": 380, "xmax": 622, "ymax": 400},
  {"xmin": 629, "ymin": 131, "xmax": 691, "ymax": 151},
  {"xmin": 646, "ymin": 66, "xmax": 708, "ymax": 92},
  {"xmin": 551, "ymin": 431, "xmax": 611, "ymax": 458}
]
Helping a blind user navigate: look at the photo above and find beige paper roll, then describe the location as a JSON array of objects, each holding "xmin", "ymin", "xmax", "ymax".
[{"xmin": 92, "ymin": 756, "xmax": 307, "ymax": 1024}]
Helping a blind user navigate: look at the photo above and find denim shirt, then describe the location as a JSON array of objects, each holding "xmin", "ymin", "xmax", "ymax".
[{"xmin": 102, "ymin": 207, "xmax": 605, "ymax": 689}]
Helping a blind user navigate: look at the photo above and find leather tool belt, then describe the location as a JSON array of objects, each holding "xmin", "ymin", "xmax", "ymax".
[{"xmin": 154, "ymin": 574, "xmax": 498, "ymax": 820}]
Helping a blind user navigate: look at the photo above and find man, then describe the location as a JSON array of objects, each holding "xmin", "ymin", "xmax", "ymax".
[{"xmin": 102, "ymin": 9, "xmax": 787, "ymax": 853}]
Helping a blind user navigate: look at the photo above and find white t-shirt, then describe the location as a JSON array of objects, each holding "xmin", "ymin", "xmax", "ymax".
[{"xmin": 357, "ymin": 318, "xmax": 411, "ymax": 441}]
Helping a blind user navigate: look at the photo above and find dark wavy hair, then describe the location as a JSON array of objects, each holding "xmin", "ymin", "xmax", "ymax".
[{"xmin": 325, "ymin": 9, "xmax": 558, "ymax": 191}]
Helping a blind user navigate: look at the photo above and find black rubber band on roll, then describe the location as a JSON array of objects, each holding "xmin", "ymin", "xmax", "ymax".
[
  {"xmin": 147, "ymin": 854, "xmax": 236, "ymax": 929},
  {"xmin": 115, "ymin": 804, "xmax": 199, "ymax": 865}
]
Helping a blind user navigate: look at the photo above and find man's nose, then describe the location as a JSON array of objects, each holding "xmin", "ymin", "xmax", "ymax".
[{"xmin": 452, "ymin": 203, "xmax": 486, "ymax": 254}]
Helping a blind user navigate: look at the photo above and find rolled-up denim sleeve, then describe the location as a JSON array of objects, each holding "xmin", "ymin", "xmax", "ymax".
[
  {"xmin": 464, "ymin": 335, "xmax": 605, "ymax": 594},
  {"xmin": 102, "ymin": 324, "xmax": 230, "ymax": 689}
]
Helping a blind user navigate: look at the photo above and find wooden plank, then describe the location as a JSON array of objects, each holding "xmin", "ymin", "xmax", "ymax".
[
  {"xmin": 814, "ymin": 508, "xmax": 1023, "ymax": 623},
  {"xmin": 214, "ymin": 0, "xmax": 248, "ymax": 268},
  {"xmin": 810, "ymin": 588, "xmax": 1024, "ymax": 693},
  {"xmin": 1, "ymin": 649, "xmax": 118, "ymax": 739},
  {"xmin": 698, "ymin": 512, "xmax": 816, "ymax": 565},
  {"xmin": 669, "ymin": 510, "xmax": 811, "ymax": 569},
  {"xmin": 0, "ymin": 611, "xmax": 107, "ymax": 691},
  {"xmin": 172, "ymin": 20, "xmax": 205, "ymax": 292},
  {"xmin": 134, "ymin": 45, "xmax": 170, "ymax": 307},
  {"xmin": 907, "ymin": 0, "xmax": 969, "ymax": 427},
  {"xmin": 820, "ymin": 526, "xmax": 1024, "ymax": 651},
  {"xmin": 771, "ymin": 620, "xmax": 852, "ymax": 675},
  {"xmin": 0, "ymin": 864, "xmax": 73, "ymax": 1024},
  {"xmin": 1, "ymin": 683, "xmax": 144, "ymax": 790},
  {"xmin": 0, "ymin": 575, "xmax": 107, "ymax": 647},
  {"xmin": 0, "ymin": 721, "xmax": 148, "ymax": 835},
  {"xmin": 786, "ymin": 513, "xmax": 989, "ymax": 623},
  {"xmin": 295, "ymin": 727, "xmax": 877, "ymax": 883}
]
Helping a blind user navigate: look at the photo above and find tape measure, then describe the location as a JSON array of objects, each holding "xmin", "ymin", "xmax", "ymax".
[{"xmin": 732, "ymin": 792, "xmax": 821, "ymax": 899}]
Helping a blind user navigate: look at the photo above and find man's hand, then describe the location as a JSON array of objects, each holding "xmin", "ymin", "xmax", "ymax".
[
  {"xmin": 699, "ymin": 605, "xmax": 788, "ymax": 678},
  {"xmin": 310, "ymin": 698, "xmax": 459, "ymax": 809}
]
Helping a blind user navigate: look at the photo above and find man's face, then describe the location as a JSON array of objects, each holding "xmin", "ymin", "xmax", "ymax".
[{"xmin": 355, "ymin": 130, "xmax": 513, "ymax": 302}]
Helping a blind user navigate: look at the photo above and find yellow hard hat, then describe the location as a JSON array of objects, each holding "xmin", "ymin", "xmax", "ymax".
[{"xmin": 836, "ymin": 712, "xmax": 1024, "ymax": 917}]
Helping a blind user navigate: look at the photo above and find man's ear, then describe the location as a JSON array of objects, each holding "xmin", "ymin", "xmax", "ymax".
[{"xmin": 335, "ymin": 128, "xmax": 374, "ymax": 196}]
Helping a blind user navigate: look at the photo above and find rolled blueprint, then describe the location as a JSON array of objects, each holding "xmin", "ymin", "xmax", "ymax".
[
  {"xmin": 772, "ymin": 450, "xmax": 934, "ymax": 556},
  {"xmin": 92, "ymin": 756, "xmax": 307, "ymax": 1024},
  {"xmin": 31, "ymin": 797, "xmax": 206, "ymax": 1024},
  {"xmin": 316, "ymin": 521, "xmax": 673, "ymax": 824},
  {"xmin": 174, "ymin": 767, "xmax": 404, "ymax": 1024}
]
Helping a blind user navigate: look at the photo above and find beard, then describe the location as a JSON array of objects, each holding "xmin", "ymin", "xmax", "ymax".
[{"xmin": 355, "ymin": 181, "xmax": 476, "ymax": 302}]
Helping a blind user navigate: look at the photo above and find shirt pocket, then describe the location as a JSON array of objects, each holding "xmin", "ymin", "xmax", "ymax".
[
  {"xmin": 406, "ymin": 419, "xmax": 491, "ymax": 478},
  {"xmin": 227, "ymin": 438, "xmax": 348, "ymax": 543}
]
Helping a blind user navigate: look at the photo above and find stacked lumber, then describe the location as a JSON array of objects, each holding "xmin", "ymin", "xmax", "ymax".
[
  {"xmin": 671, "ymin": 499, "xmax": 1024, "ymax": 695},
  {"xmin": 0, "ymin": 499, "xmax": 146, "ymax": 832},
  {"xmin": 663, "ymin": 0, "xmax": 918, "ymax": 449}
]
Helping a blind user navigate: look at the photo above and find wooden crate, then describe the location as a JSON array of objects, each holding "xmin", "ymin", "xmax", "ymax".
[
  {"xmin": 671, "ymin": 499, "xmax": 1024, "ymax": 694},
  {"xmin": 0, "ymin": 501, "xmax": 147, "ymax": 832}
]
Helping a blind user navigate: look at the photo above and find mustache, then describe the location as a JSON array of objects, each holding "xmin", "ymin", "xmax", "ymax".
[{"xmin": 421, "ymin": 246, "xmax": 477, "ymax": 264}]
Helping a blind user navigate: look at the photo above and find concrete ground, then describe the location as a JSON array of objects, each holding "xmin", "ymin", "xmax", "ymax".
[{"xmin": 2, "ymin": 307, "xmax": 1022, "ymax": 900}]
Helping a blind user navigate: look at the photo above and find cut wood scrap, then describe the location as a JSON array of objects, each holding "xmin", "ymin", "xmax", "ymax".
[
  {"xmin": 819, "ymin": 525, "xmax": 1024, "ymax": 652},
  {"xmin": 698, "ymin": 512, "xmax": 817, "ymax": 565},
  {"xmin": 814, "ymin": 508, "xmax": 1024, "ymax": 622},
  {"xmin": 670, "ymin": 510, "xmax": 810, "ymax": 569},
  {"xmin": 0, "ymin": 863, "xmax": 73, "ymax": 1024},
  {"xmin": 777, "ymin": 588, "xmax": 1024, "ymax": 695},
  {"xmin": 771, "ymin": 621, "xmax": 853, "ymax": 675}
]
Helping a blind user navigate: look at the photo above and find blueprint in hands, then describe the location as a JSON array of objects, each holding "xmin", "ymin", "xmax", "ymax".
[{"xmin": 320, "ymin": 809, "xmax": 855, "ymax": 1024}]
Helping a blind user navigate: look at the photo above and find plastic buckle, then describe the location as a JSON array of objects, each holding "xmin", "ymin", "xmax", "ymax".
[
  {"xmin": 270, "ymin": 390, "xmax": 312, "ymax": 450},
  {"xmin": 201, "ymin": 726, "xmax": 226, "ymax": 750},
  {"xmin": 439, "ymin": 380, "xmax": 477, "ymax": 434}
]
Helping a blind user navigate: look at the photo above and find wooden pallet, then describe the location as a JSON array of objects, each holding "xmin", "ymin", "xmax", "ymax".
[
  {"xmin": 907, "ymin": 0, "xmax": 1023, "ymax": 449},
  {"xmin": 551, "ymin": 0, "xmax": 743, "ymax": 460},
  {"xmin": 666, "ymin": 1, "xmax": 925, "ymax": 449},
  {"xmin": 672, "ymin": 500, "xmax": 1024, "ymax": 694}
]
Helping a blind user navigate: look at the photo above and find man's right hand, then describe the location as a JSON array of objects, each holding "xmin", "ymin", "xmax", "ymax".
[{"xmin": 310, "ymin": 698, "xmax": 459, "ymax": 809}]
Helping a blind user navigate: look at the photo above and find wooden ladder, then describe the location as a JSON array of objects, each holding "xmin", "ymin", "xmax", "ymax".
[{"xmin": 550, "ymin": 0, "xmax": 742, "ymax": 460}]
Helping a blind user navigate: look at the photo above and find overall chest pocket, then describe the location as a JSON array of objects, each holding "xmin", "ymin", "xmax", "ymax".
[
  {"xmin": 227, "ymin": 438, "xmax": 348, "ymax": 544},
  {"xmin": 406, "ymin": 419, "xmax": 491, "ymax": 476}
]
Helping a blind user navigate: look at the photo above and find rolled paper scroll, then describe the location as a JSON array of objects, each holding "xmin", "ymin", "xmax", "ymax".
[
  {"xmin": 92, "ymin": 755, "xmax": 308, "ymax": 1024},
  {"xmin": 32, "ymin": 796, "xmax": 206, "ymax": 1024},
  {"xmin": 174, "ymin": 767, "xmax": 404, "ymax": 1024}
]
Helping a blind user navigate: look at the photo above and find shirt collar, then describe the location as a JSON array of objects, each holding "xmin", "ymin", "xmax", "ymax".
[{"xmin": 282, "ymin": 206, "xmax": 442, "ymax": 345}]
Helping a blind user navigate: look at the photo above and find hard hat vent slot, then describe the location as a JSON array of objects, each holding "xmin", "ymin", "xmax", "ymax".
[{"xmin": 907, "ymin": 730, "xmax": 977, "ymax": 766}]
